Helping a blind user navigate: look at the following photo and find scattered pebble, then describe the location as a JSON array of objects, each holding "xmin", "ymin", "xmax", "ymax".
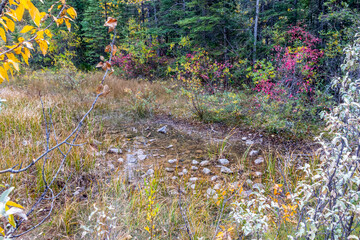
[
  {"xmin": 182, "ymin": 168, "xmax": 188, "ymax": 174},
  {"xmin": 202, "ymin": 168, "xmax": 211, "ymax": 175},
  {"xmin": 92, "ymin": 139, "xmax": 102, "ymax": 145},
  {"xmin": 191, "ymin": 166, "xmax": 198, "ymax": 171},
  {"xmin": 107, "ymin": 162, "xmax": 115, "ymax": 170},
  {"xmin": 146, "ymin": 169, "xmax": 154, "ymax": 175},
  {"xmin": 108, "ymin": 148, "xmax": 122, "ymax": 154},
  {"xmin": 165, "ymin": 167, "xmax": 175, "ymax": 172},
  {"xmin": 117, "ymin": 157, "xmax": 124, "ymax": 163},
  {"xmin": 95, "ymin": 151, "xmax": 106, "ymax": 157},
  {"xmin": 211, "ymin": 176, "xmax": 218, "ymax": 181},
  {"xmin": 206, "ymin": 188, "xmax": 216, "ymax": 197},
  {"xmin": 127, "ymin": 154, "xmax": 137, "ymax": 164},
  {"xmin": 171, "ymin": 176, "xmax": 178, "ymax": 180},
  {"xmin": 246, "ymin": 140, "xmax": 255, "ymax": 145},
  {"xmin": 200, "ymin": 160, "xmax": 210, "ymax": 167},
  {"xmin": 138, "ymin": 154, "xmax": 147, "ymax": 161},
  {"xmin": 221, "ymin": 166, "xmax": 233, "ymax": 174},
  {"xmin": 255, "ymin": 171, "xmax": 262, "ymax": 177},
  {"xmin": 214, "ymin": 184, "xmax": 222, "ymax": 190},
  {"xmin": 253, "ymin": 183, "xmax": 264, "ymax": 189},
  {"xmin": 249, "ymin": 150, "xmax": 259, "ymax": 157},
  {"xmin": 255, "ymin": 157, "xmax": 264, "ymax": 165},
  {"xmin": 166, "ymin": 145, "xmax": 173, "ymax": 149},
  {"xmin": 190, "ymin": 184, "xmax": 196, "ymax": 189},
  {"xmin": 157, "ymin": 126, "xmax": 167, "ymax": 134},
  {"xmin": 218, "ymin": 159, "xmax": 229, "ymax": 165},
  {"xmin": 168, "ymin": 159, "xmax": 177, "ymax": 164},
  {"xmin": 189, "ymin": 177, "xmax": 198, "ymax": 182},
  {"xmin": 192, "ymin": 160, "xmax": 199, "ymax": 165},
  {"xmin": 242, "ymin": 137, "xmax": 247, "ymax": 141},
  {"xmin": 241, "ymin": 190, "xmax": 253, "ymax": 197}
]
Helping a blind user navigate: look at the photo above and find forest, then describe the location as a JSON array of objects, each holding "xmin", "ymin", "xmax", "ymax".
[{"xmin": 0, "ymin": 0, "xmax": 360, "ymax": 239}]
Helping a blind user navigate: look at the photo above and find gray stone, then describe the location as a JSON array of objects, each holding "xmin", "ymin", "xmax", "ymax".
[
  {"xmin": 125, "ymin": 154, "xmax": 139, "ymax": 182},
  {"xmin": 190, "ymin": 184, "xmax": 196, "ymax": 189},
  {"xmin": 202, "ymin": 168, "xmax": 211, "ymax": 175},
  {"xmin": 157, "ymin": 126, "xmax": 167, "ymax": 134},
  {"xmin": 127, "ymin": 154, "xmax": 138, "ymax": 164},
  {"xmin": 191, "ymin": 166, "xmax": 198, "ymax": 171},
  {"xmin": 95, "ymin": 151, "xmax": 106, "ymax": 157},
  {"xmin": 171, "ymin": 176, "xmax": 178, "ymax": 180},
  {"xmin": 255, "ymin": 171, "xmax": 262, "ymax": 177},
  {"xmin": 253, "ymin": 183, "xmax": 264, "ymax": 190},
  {"xmin": 220, "ymin": 166, "xmax": 233, "ymax": 174},
  {"xmin": 211, "ymin": 176, "xmax": 218, "ymax": 181},
  {"xmin": 242, "ymin": 137, "xmax": 247, "ymax": 141},
  {"xmin": 166, "ymin": 145, "xmax": 173, "ymax": 149},
  {"xmin": 169, "ymin": 189, "xmax": 178, "ymax": 195},
  {"xmin": 107, "ymin": 162, "xmax": 115, "ymax": 170},
  {"xmin": 214, "ymin": 184, "xmax": 222, "ymax": 190},
  {"xmin": 246, "ymin": 140, "xmax": 255, "ymax": 145},
  {"xmin": 138, "ymin": 154, "xmax": 147, "ymax": 161},
  {"xmin": 249, "ymin": 150, "xmax": 259, "ymax": 157},
  {"xmin": 219, "ymin": 159, "xmax": 229, "ymax": 165},
  {"xmin": 182, "ymin": 168, "xmax": 188, "ymax": 174},
  {"xmin": 146, "ymin": 169, "xmax": 154, "ymax": 175},
  {"xmin": 92, "ymin": 139, "xmax": 102, "ymax": 145},
  {"xmin": 108, "ymin": 148, "xmax": 122, "ymax": 154},
  {"xmin": 117, "ymin": 157, "xmax": 124, "ymax": 163},
  {"xmin": 189, "ymin": 177, "xmax": 198, "ymax": 182},
  {"xmin": 241, "ymin": 190, "xmax": 253, "ymax": 197},
  {"xmin": 200, "ymin": 160, "xmax": 210, "ymax": 167},
  {"xmin": 206, "ymin": 188, "xmax": 216, "ymax": 196},
  {"xmin": 255, "ymin": 157, "xmax": 264, "ymax": 165},
  {"xmin": 165, "ymin": 167, "xmax": 175, "ymax": 172},
  {"xmin": 168, "ymin": 159, "xmax": 177, "ymax": 164},
  {"xmin": 192, "ymin": 160, "xmax": 199, "ymax": 165}
]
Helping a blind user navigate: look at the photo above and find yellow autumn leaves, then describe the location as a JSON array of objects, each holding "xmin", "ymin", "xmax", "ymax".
[{"xmin": 0, "ymin": 0, "xmax": 77, "ymax": 83}]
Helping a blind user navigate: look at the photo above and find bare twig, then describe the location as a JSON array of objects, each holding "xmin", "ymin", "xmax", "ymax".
[{"xmin": 2, "ymin": 29, "xmax": 118, "ymax": 238}]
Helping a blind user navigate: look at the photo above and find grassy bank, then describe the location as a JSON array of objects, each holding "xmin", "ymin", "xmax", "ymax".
[{"xmin": 0, "ymin": 70, "xmax": 323, "ymax": 239}]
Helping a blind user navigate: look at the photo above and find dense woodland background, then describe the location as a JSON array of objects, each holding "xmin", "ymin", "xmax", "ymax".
[{"xmin": 31, "ymin": 0, "xmax": 358, "ymax": 77}]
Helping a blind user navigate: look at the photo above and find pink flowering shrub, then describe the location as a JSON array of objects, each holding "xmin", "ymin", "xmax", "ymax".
[{"xmin": 251, "ymin": 26, "xmax": 323, "ymax": 101}]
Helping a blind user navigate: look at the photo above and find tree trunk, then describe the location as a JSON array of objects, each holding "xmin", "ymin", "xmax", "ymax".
[{"xmin": 253, "ymin": 0, "xmax": 260, "ymax": 64}]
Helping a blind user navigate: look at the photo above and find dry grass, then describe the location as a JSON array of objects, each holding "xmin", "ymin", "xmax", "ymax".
[{"xmin": 0, "ymin": 70, "xmax": 313, "ymax": 239}]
